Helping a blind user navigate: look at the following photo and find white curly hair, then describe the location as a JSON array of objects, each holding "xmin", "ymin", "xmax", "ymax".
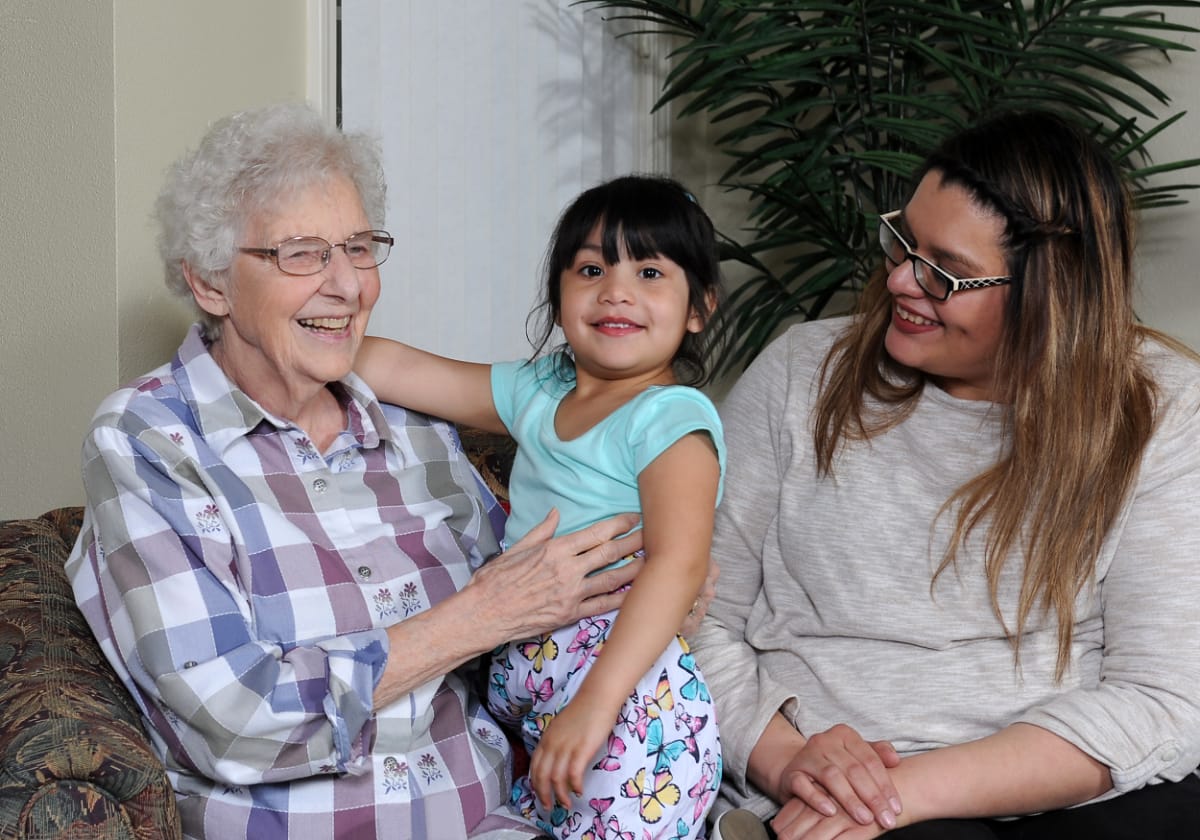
[{"xmin": 154, "ymin": 102, "xmax": 386, "ymax": 339}]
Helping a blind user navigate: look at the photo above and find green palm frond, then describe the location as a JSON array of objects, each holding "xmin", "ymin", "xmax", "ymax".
[{"xmin": 578, "ymin": 0, "xmax": 1200, "ymax": 376}]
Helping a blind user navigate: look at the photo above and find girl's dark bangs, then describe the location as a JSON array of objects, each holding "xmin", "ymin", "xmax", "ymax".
[
  {"xmin": 599, "ymin": 219, "xmax": 663, "ymax": 264},
  {"xmin": 557, "ymin": 176, "xmax": 704, "ymax": 276},
  {"xmin": 597, "ymin": 198, "xmax": 680, "ymax": 265}
]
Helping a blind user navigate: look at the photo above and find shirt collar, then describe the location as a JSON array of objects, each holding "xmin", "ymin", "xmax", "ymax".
[{"xmin": 170, "ymin": 324, "xmax": 394, "ymax": 455}]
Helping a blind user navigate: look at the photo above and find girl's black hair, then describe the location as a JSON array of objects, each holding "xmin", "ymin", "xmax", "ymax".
[{"xmin": 527, "ymin": 174, "xmax": 725, "ymax": 386}]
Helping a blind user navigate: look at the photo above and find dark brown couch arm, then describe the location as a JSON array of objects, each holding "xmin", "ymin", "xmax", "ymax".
[{"xmin": 0, "ymin": 508, "xmax": 180, "ymax": 839}]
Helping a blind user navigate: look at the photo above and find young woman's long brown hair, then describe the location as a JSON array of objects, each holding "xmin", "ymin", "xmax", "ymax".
[{"xmin": 814, "ymin": 111, "xmax": 1168, "ymax": 677}]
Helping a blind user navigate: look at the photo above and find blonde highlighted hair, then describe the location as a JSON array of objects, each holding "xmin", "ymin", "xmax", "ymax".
[{"xmin": 815, "ymin": 111, "xmax": 1174, "ymax": 677}]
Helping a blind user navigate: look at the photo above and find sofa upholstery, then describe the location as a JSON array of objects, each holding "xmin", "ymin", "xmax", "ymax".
[
  {"xmin": 0, "ymin": 507, "xmax": 180, "ymax": 839},
  {"xmin": 0, "ymin": 430, "xmax": 515, "ymax": 840}
]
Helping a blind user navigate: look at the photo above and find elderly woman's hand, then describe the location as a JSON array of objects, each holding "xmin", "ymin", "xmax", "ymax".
[
  {"xmin": 477, "ymin": 512, "xmax": 718, "ymax": 640},
  {"xmin": 374, "ymin": 510, "xmax": 644, "ymax": 708},
  {"xmin": 466, "ymin": 509, "xmax": 645, "ymax": 643}
]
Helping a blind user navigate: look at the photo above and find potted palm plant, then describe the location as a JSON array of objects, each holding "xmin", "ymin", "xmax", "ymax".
[{"xmin": 578, "ymin": 0, "xmax": 1200, "ymax": 376}]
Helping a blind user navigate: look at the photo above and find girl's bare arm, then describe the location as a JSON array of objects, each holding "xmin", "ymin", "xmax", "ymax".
[
  {"xmin": 528, "ymin": 431, "xmax": 720, "ymax": 807},
  {"xmin": 355, "ymin": 335, "xmax": 504, "ymax": 432}
]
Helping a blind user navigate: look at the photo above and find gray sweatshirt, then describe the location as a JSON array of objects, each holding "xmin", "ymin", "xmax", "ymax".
[{"xmin": 696, "ymin": 317, "xmax": 1200, "ymax": 818}]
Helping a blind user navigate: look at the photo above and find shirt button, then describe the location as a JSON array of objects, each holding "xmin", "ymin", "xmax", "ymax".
[
  {"xmin": 183, "ymin": 661, "xmax": 198, "ymax": 669},
  {"xmin": 1159, "ymin": 747, "xmax": 1179, "ymax": 763},
  {"xmin": 357, "ymin": 566, "xmax": 372, "ymax": 580},
  {"xmin": 312, "ymin": 478, "xmax": 328, "ymax": 493}
]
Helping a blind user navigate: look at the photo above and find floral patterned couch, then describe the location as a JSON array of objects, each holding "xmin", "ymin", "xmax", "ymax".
[
  {"xmin": 0, "ymin": 431, "xmax": 515, "ymax": 840},
  {"xmin": 0, "ymin": 506, "xmax": 179, "ymax": 839}
]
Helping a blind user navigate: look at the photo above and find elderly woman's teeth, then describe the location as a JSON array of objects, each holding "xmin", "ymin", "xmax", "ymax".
[{"xmin": 299, "ymin": 316, "xmax": 350, "ymax": 331}]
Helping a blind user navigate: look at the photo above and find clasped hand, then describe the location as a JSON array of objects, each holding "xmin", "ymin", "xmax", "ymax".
[{"xmin": 772, "ymin": 724, "xmax": 903, "ymax": 840}]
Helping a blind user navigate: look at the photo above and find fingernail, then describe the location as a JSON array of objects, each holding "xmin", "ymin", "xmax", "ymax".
[
  {"xmin": 881, "ymin": 810, "xmax": 896, "ymax": 829},
  {"xmin": 819, "ymin": 801, "xmax": 837, "ymax": 816},
  {"xmin": 855, "ymin": 807, "xmax": 872, "ymax": 824},
  {"xmin": 891, "ymin": 797, "xmax": 903, "ymax": 814}
]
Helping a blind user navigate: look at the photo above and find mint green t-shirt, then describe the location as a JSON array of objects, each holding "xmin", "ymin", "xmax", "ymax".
[{"xmin": 491, "ymin": 355, "xmax": 726, "ymax": 549}]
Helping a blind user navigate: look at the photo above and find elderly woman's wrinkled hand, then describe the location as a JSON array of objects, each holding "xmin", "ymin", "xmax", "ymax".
[{"xmin": 466, "ymin": 509, "xmax": 644, "ymax": 643}]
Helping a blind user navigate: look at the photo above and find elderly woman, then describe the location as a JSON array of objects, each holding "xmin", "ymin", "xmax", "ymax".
[{"xmin": 66, "ymin": 103, "xmax": 651, "ymax": 840}]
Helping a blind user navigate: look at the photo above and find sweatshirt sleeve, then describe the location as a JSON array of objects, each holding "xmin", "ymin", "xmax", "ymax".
[
  {"xmin": 1017, "ymin": 363, "xmax": 1200, "ymax": 792},
  {"xmin": 692, "ymin": 329, "xmax": 805, "ymax": 809}
]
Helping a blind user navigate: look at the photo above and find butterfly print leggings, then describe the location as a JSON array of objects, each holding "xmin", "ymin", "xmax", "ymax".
[{"xmin": 487, "ymin": 607, "xmax": 722, "ymax": 839}]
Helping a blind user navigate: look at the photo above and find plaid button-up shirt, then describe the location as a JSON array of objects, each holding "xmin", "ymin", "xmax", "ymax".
[{"xmin": 67, "ymin": 325, "xmax": 535, "ymax": 839}]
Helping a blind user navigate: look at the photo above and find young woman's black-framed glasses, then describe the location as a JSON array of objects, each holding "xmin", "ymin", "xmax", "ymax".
[
  {"xmin": 878, "ymin": 211, "xmax": 1011, "ymax": 301},
  {"xmin": 238, "ymin": 230, "xmax": 394, "ymax": 277}
]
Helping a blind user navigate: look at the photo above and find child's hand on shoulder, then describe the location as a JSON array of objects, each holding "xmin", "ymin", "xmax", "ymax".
[{"xmin": 529, "ymin": 692, "xmax": 619, "ymax": 810}]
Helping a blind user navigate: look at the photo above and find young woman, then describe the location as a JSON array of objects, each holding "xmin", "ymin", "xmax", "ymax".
[{"xmin": 699, "ymin": 110, "xmax": 1200, "ymax": 840}]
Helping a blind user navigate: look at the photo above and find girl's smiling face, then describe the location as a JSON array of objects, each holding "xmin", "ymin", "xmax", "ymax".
[
  {"xmin": 883, "ymin": 171, "xmax": 1011, "ymax": 401},
  {"xmin": 558, "ymin": 226, "xmax": 704, "ymax": 387}
]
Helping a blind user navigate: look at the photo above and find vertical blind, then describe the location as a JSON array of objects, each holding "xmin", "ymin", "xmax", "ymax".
[{"xmin": 341, "ymin": 0, "xmax": 667, "ymax": 363}]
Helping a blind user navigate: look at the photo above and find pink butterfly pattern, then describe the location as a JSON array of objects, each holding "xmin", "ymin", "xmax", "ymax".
[
  {"xmin": 593, "ymin": 732, "xmax": 627, "ymax": 772},
  {"xmin": 619, "ymin": 703, "xmax": 650, "ymax": 744},
  {"xmin": 565, "ymin": 616, "xmax": 611, "ymax": 673},
  {"xmin": 687, "ymin": 748, "xmax": 720, "ymax": 824},
  {"xmin": 673, "ymin": 706, "xmax": 708, "ymax": 761},
  {"xmin": 485, "ymin": 615, "xmax": 719, "ymax": 838},
  {"xmin": 582, "ymin": 797, "xmax": 635, "ymax": 840},
  {"xmin": 525, "ymin": 671, "xmax": 554, "ymax": 704}
]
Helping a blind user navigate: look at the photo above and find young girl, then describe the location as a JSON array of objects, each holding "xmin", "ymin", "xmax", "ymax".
[{"xmin": 356, "ymin": 175, "xmax": 725, "ymax": 839}]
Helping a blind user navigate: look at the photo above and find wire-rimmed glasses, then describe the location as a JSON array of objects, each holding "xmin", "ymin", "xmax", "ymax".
[{"xmin": 238, "ymin": 230, "xmax": 394, "ymax": 276}]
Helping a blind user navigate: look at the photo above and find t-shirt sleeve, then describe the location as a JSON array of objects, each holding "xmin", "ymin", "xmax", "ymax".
[
  {"xmin": 490, "ymin": 356, "xmax": 559, "ymax": 438},
  {"xmin": 626, "ymin": 387, "xmax": 727, "ymax": 502},
  {"xmin": 489, "ymin": 359, "xmax": 524, "ymax": 433},
  {"xmin": 691, "ymin": 328, "xmax": 805, "ymax": 812}
]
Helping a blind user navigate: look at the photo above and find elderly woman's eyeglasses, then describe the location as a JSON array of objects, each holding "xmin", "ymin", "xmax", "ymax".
[
  {"xmin": 878, "ymin": 211, "xmax": 1011, "ymax": 301},
  {"xmin": 238, "ymin": 230, "xmax": 394, "ymax": 277}
]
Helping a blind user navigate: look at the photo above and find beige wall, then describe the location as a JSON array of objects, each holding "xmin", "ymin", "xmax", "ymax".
[
  {"xmin": 1, "ymin": 0, "xmax": 308, "ymax": 518},
  {"xmin": 113, "ymin": 1, "xmax": 308, "ymax": 383},
  {"xmin": 2, "ymin": 3, "xmax": 118, "ymax": 520}
]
